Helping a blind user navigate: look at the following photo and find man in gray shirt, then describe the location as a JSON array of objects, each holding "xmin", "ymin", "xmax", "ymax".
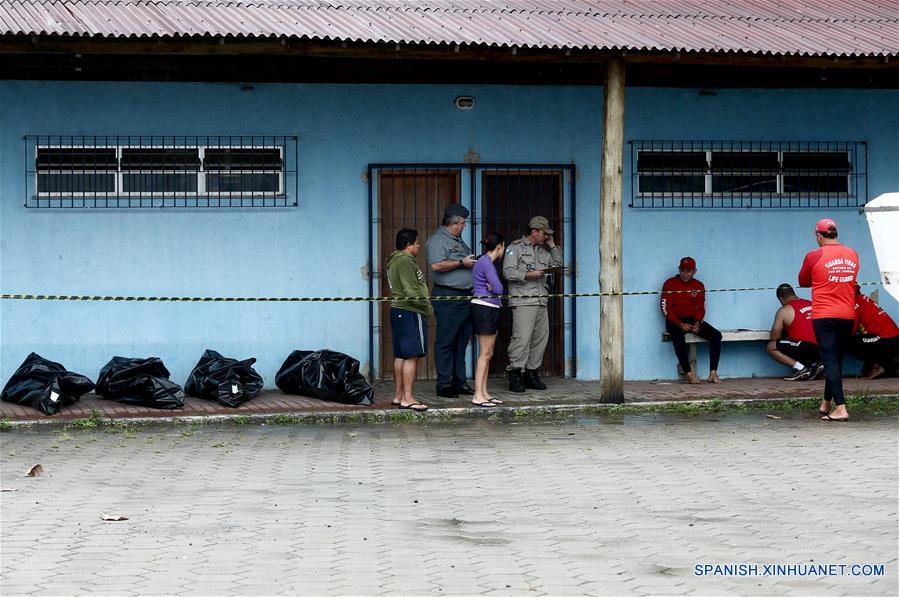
[{"xmin": 426, "ymin": 203, "xmax": 476, "ymax": 397}]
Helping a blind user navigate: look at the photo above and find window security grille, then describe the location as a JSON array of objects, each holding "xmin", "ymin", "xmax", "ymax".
[
  {"xmin": 25, "ymin": 136, "xmax": 297, "ymax": 208},
  {"xmin": 630, "ymin": 141, "xmax": 867, "ymax": 208}
]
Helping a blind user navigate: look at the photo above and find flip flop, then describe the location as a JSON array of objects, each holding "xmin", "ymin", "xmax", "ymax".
[
  {"xmin": 471, "ymin": 400, "xmax": 497, "ymax": 408},
  {"xmin": 821, "ymin": 414, "xmax": 849, "ymax": 422},
  {"xmin": 400, "ymin": 402, "xmax": 428, "ymax": 412},
  {"xmin": 488, "ymin": 398, "xmax": 504, "ymax": 405}
]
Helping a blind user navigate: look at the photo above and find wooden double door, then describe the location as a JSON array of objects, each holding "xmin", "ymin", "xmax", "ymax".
[{"xmin": 377, "ymin": 167, "xmax": 564, "ymax": 380}]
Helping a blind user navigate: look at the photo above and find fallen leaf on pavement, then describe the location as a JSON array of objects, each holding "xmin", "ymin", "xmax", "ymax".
[
  {"xmin": 25, "ymin": 464, "xmax": 43, "ymax": 477},
  {"xmin": 100, "ymin": 514, "xmax": 129, "ymax": 521},
  {"xmin": 765, "ymin": 414, "xmax": 783, "ymax": 419}
]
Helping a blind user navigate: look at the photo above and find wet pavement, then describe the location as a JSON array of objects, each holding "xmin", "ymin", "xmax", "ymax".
[
  {"xmin": 1, "ymin": 412, "xmax": 896, "ymax": 596},
  {"xmin": 2, "ymin": 376, "xmax": 897, "ymax": 424}
]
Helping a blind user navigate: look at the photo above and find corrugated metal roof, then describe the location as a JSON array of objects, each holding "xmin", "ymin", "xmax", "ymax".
[{"xmin": 0, "ymin": 0, "xmax": 896, "ymax": 57}]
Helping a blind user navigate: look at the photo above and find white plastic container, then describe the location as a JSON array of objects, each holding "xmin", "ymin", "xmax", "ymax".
[{"xmin": 864, "ymin": 192, "xmax": 899, "ymax": 302}]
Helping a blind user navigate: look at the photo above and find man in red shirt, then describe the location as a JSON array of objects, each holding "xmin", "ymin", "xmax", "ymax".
[
  {"xmin": 851, "ymin": 288, "xmax": 899, "ymax": 379},
  {"xmin": 767, "ymin": 283, "xmax": 822, "ymax": 381},
  {"xmin": 661, "ymin": 256, "xmax": 722, "ymax": 384},
  {"xmin": 798, "ymin": 218, "xmax": 860, "ymax": 421}
]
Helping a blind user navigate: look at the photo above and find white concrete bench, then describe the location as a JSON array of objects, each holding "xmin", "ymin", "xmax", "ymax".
[{"xmin": 661, "ymin": 329, "xmax": 769, "ymax": 375}]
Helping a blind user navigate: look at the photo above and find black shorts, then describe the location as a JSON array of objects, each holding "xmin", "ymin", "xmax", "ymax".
[
  {"xmin": 391, "ymin": 308, "xmax": 428, "ymax": 359},
  {"xmin": 471, "ymin": 303, "xmax": 500, "ymax": 335},
  {"xmin": 851, "ymin": 334, "xmax": 899, "ymax": 371},
  {"xmin": 775, "ymin": 339, "xmax": 820, "ymax": 364}
]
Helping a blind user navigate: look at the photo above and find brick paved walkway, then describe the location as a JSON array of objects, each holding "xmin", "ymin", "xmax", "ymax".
[
  {"xmin": 1, "ymin": 376, "xmax": 897, "ymax": 422},
  {"xmin": 1, "ymin": 415, "xmax": 896, "ymax": 595}
]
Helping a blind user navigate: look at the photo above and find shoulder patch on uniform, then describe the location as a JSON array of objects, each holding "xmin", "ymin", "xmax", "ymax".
[{"xmin": 506, "ymin": 248, "xmax": 514, "ymax": 254}]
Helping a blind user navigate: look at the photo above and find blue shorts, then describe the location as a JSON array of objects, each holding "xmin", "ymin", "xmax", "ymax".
[{"xmin": 391, "ymin": 308, "xmax": 428, "ymax": 359}]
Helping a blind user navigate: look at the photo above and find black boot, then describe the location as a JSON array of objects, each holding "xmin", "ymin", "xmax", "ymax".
[
  {"xmin": 524, "ymin": 369, "xmax": 547, "ymax": 390},
  {"xmin": 508, "ymin": 369, "xmax": 526, "ymax": 393}
]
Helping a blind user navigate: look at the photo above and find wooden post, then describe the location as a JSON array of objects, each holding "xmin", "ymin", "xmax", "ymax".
[{"xmin": 599, "ymin": 57, "xmax": 626, "ymax": 403}]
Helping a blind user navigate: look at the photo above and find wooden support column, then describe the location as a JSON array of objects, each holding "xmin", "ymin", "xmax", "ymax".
[{"xmin": 599, "ymin": 57, "xmax": 625, "ymax": 403}]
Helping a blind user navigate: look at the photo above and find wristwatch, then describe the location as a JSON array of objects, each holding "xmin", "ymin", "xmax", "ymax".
[{"xmin": 457, "ymin": 259, "xmax": 464, "ymax": 268}]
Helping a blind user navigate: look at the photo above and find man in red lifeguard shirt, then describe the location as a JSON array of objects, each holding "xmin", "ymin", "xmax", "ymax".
[
  {"xmin": 851, "ymin": 288, "xmax": 899, "ymax": 379},
  {"xmin": 767, "ymin": 283, "xmax": 822, "ymax": 381},
  {"xmin": 798, "ymin": 218, "xmax": 860, "ymax": 421},
  {"xmin": 661, "ymin": 256, "xmax": 722, "ymax": 384}
]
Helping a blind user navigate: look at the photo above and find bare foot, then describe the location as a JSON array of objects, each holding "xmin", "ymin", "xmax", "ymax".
[
  {"xmin": 819, "ymin": 399, "xmax": 832, "ymax": 415},
  {"xmin": 686, "ymin": 372, "xmax": 701, "ymax": 384},
  {"xmin": 863, "ymin": 364, "xmax": 885, "ymax": 380},
  {"xmin": 707, "ymin": 371, "xmax": 722, "ymax": 384}
]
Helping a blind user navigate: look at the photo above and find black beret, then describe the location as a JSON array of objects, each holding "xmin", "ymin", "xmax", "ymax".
[{"xmin": 444, "ymin": 203, "xmax": 470, "ymax": 219}]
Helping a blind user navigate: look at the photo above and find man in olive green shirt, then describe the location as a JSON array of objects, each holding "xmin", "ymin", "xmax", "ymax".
[{"xmin": 386, "ymin": 228, "xmax": 433, "ymax": 412}]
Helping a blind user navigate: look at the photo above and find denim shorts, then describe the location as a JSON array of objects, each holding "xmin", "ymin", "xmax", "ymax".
[{"xmin": 391, "ymin": 308, "xmax": 428, "ymax": 359}]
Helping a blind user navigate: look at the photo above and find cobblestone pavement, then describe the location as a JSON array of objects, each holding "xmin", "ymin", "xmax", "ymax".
[{"xmin": 1, "ymin": 413, "xmax": 897, "ymax": 596}]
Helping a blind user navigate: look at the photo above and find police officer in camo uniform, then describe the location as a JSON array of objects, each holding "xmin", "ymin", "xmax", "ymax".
[
  {"xmin": 503, "ymin": 216, "xmax": 563, "ymax": 393},
  {"xmin": 426, "ymin": 203, "xmax": 477, "ymax": 397}
]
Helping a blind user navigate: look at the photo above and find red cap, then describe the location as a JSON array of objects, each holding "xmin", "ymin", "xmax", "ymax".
[
  {"xmin": 678, "ymin": 256, "xmax": 696, "ymax": 270},
  {"xmin": 815, "ymin": 218, "xmax": 837, "ymax": 233}
]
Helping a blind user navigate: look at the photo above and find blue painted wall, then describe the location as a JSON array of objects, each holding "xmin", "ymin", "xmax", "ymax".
[
  {"xmin": 621, "ymin": 88, "xmax": 899, "ymax": 380},
  {"xmin": 1, "ymin": 82, "xmax": 896, "ymax": 386},
  {"xmin": 0, "ymin": 81, "xmax": 602, "ymax": 386}
]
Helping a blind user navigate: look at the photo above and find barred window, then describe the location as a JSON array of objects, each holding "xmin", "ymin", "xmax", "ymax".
[
  {"xmin": 204, "ymin": 148, "xmax": 283, "ymax": 194},
  {"xmin": 120, "ymin": 148, "xmax": 201, "ymax": 195},
  {"xmin": 782, "ymin": 152, "xmax": 851, "ymax": 194},
  {"xmin": 710, "ymin": 152, "xmax": 779, "ymax": 194},
  {"xmin": 27, "ymin": 136, "xmax": 297, "ymax": 208},
  {"xmin": 36, "ymin": 148, "xmax": 117, "ymax": 195},
  {"xmin": 637, "ymin": 152, "xmax": 706, "ymax": 194},
  {"xmin": 631, "ymin": 141, "xmax": 866, "ymax": 208}
]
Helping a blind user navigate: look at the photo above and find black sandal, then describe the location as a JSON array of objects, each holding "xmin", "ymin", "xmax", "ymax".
[{"xmin": 400, "ymin": 401, "xmax": 428, "ymax": 412}]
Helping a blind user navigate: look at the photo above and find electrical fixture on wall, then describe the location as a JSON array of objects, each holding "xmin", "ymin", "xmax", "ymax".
[{"xmin": 454, "ymin": 96, "xmax": 475, "ymax": 110}]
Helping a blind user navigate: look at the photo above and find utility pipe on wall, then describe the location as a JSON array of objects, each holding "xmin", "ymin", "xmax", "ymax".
[{"xmin": 599, "ymin": 57, "xmax": 626, "ymax": 403}]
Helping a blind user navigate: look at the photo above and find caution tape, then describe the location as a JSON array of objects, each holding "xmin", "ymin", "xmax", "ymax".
[{"xmin": 0, "ymin": 282, "xmax": 881, "ymax": 303}]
